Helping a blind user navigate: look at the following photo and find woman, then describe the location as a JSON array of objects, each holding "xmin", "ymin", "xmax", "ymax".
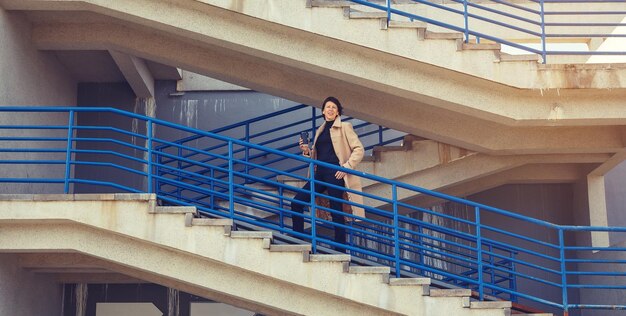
[{"xmin": 291, "ymin": 96, "xmax": 364, "ymax": 249}]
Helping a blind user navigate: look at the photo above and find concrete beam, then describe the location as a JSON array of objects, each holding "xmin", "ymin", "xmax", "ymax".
[
  {"xmin": 408, "ymin": 163, "xmax": 593, "ymax": 208},
  {"xmin": 179, "ymin": 70, "xmax": 249, "ymax": 91},
  {"xmin": 364, "ymin": 153, "xmax": 610, "ymax": 208},
  {"xmin": 17, "ymin": 253, "xmax": 150, "ymax": 283},
  {"xmin": 109, "ymin": 50, "xmax": 154, "ymax": 98},
  {"xmin": 46, "ymin": 272, "xmax": 147, "ymax": 284}
]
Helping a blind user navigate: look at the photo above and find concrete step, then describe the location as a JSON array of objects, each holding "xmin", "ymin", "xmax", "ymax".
[
  {"xmin": 269, "ymin": 244, "xmax": 312, "ymax": 252},
  {"xmin": 498, "ymin": 53, "xmax": 541, "ymax": 63},
  {"xmin": 151, "ymin": 206, "xmax": 197, "ymax": 214},
  {"xmin": 430, "ymin": 288, "xmax": 472, "ymax": 297},
  {"xmin": 345, "ymin": 264, "xmax": 391, "ymax": 274},
  {"xmin": 230, "ymin": 231, "xmax": 273, "ymax": 240},
  {"xmin": 423, "ymin": 30, "xmax": 463, "ymax": 40},
  {"xmin": 388, "ymin": 20, "xmax": 427, "ymax": 29},
  {"xmin": 388, "ymin": 277, "xmax": 431, "ymax": 286},
  {"xmin": 306, "ymin": 254, "xmax": 352, "ymax": 262},
  {"xmin": 191, "ymin": 218, "xmax": 233, "ymax": 226},
  {"xmin": 193, "ymin": 218, "xmax": 233, "ymax": 234},
  {"xmin": 389, "ymin": 278, "xmax": 431, "ymax": 295},
  {"xmin": 470, "ymin": 301, "xmax": 512, "ymax": 309},
  {"xmin": 461, "ymin": 43, "xmax": 501, "ymax": 51},
  {"xmin": 308, "ymin": 0, "xmax": 355, "ymax": 8},
  {"xmin": 346, "ymin": 8, "xmax": 388, "ymax": 19}
]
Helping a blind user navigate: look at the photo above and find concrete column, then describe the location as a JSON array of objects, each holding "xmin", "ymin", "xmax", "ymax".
[
  {"xmin": 76, "ymin": 283, "xmax": 88, "ymax": 316},
  {"xmin": 587, "ymin": 175, "xmax": 609, "ymax": 247},
  {"xmin": 167, "ymin": 288, "xmax": 179, "ymax": 316},
  {"xmin": 586, "ymin": 150, "xmax": 626, "ymax": 247}
]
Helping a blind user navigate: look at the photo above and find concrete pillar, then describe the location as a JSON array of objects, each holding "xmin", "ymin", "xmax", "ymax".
[
  {"xmin": 587, "ymin": 175, "xmax": 609, "ymax": 247},
  {"xmin": 167, "ymin": 288, "xmax": 179, "ymax": 316},
  {"xmin": 76, "ymin": 283, "xmax": 88, "ymax": 316}
]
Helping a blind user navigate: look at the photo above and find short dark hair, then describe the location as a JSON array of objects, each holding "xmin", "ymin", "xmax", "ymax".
[{"xmin": 322, "ymin": 96, "xmax": 343, "ymax": 116}]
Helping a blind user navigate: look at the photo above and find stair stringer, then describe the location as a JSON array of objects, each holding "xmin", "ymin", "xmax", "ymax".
[{"xmin": 0, "ymin": 194, "xmax": 510, "ymax": 316}]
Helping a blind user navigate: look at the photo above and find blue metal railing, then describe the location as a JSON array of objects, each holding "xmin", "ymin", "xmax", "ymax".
[
  {"xmin": 2, "ymin": 107, "xmax": 626, "ymax": 313},
  {"xmin": 347, "ymin": 0, "xmax": 626, "ymax": 63},
  {"xmin": 155, "ymin": 103, "xmax": 405, "ymax": 200}
]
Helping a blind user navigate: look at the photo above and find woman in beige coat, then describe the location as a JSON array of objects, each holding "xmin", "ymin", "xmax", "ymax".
[{"xmin": 291, "ymin": 96, "xmax": 364, "ymax": 250}]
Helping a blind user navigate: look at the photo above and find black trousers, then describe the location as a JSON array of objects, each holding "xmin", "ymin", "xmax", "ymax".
[{"xmin": 291, "ymin": 171, "xmax": 346, "ymax": 246}]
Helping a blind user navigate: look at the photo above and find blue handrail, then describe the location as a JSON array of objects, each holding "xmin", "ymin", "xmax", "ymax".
[
  {"xmin": 345, "ymin": 0, "xmax": 626, "ymax": 63},
  {"xmin": 156, "ymin": 103, "xmax": 405, "ymax": 201},
  {"xmin": 1, "ymin": 106, "xmax": 626, "ymax": 313}
]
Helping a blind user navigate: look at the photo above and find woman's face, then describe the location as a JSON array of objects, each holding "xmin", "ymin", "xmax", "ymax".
[{"xmin": 323, "ymin": 101, "xmax": 339, "ymax": 121}]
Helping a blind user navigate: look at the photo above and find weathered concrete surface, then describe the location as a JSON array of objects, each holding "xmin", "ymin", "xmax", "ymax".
[
  {"xmin": 0, "ymin": 195, "xmax": 511, "ymax": 316},
  {"xmin": 1, "ymin": 0, "xmax": 626, "ymax": 155}
]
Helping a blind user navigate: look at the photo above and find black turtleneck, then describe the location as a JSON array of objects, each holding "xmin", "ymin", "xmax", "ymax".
[{"xmin": 315, "ymin": 120, "xmax": 340, "ymax": 173}]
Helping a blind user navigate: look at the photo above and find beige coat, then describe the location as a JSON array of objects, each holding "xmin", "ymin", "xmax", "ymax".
[{"xmin": 310, "ymin": 116, "xmax": 365, "ymax": 219}]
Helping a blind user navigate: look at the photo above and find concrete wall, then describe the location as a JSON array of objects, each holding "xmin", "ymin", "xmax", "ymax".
[
  {"xmin": 0, "ymin": 7, "xmax": 77, "ymax": 194},
  {"xmin": 469, "ymin": 184, "xmax": 576, "ymax": 314},
  {"xmin": 0, "ymin": 254, "xmax": 63, "ymax": 316},
  {"xmin": 72, "ymin": 80, "xmax": 306, "ymax": 194},
  {"xmin": 0, "ymin": 8, "xmax": 76, "ymax": 106},
  {"xmin": 74, "ymin": 82, "xmax": 147, "ymax": 193},
  {"xmin": 575, "ymin": 239, "xmax": 626, "ymax": 316}
]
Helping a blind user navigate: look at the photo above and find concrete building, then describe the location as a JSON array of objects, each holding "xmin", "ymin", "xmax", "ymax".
[{"xmin": 1, "ymin": 0, "xmax": 625, "ymax": 315}]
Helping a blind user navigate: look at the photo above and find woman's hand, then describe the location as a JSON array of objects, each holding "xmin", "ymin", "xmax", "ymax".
[
  {"xmin": 335, "ymin": 170, "xmax": 346, "ymax": 180},
  {"xmin": 299, "ymin": 138, "xmax": 310, "ymax": 156}
]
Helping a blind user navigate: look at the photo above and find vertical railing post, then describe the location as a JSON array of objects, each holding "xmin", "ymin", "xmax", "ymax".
[
  {"xmin": 147, "ymin": 120, "xmax": 153, "ymax": 193},
  {"xmin": 155, "ymin": 147, "xmax": 161, "ymax": 196},
  {"xmin": 510, "ymin": 251, "xmax": 518, "ymax": 302},
  {"xmin": 279, "ymin": 186, "xmax": 284, "ymax": 229},
  {"xmin": 310, "ymin": 106, "xmax": 316, "ymax": 137},
  {"xmin": 463, "ymin": 0, "xmax": 469, "ymax": 43},
  {"xmin": 559, "ymin": 228, "xmax": 568, "ymax": 313},
  {"xmin": 63, "ymin": 110, "xmax": 75, "ymax": 194},
  {"xmin": 393, "ymin": 184, "xmax": 401, "ymax": 278},
  {"xmin": 348, "ymin": 221, "xmax": 354, "ymax": 256},
  {"xmin": 228, "ymin": 141, "xmax": 234, "ymax": 218},
  {"xmin": 539, "ymin": 0, "xmax": 547, "ymax": 63},
  {"xmin": 418, "ymin": 225, "xmax": 425, "ymax": 273},
  {"xmin": 244, "ymin": 124, "xmax": 250, "ymax": 182},
  {"xmin": 176, "ymin": 146, "xmax": 182, "ymax": 200},
  {"xmin": 309, "ymin": 161, "xmax": 317, "ymax": 253},
  {"xmin": 386, "ymin": 0, "xmax": 391, "ymax": 27},
  {"xmin": 475, "ymin": 206, "xmax": 484, "ymax": 300},
  {"xmin": 378, "ymin": 126, "xmax": 383, "ymax": 146},
  {"xmin": 210, "ymin": 168, "xmax": 215, "ymax": 209},
  {"xmin": 488, "ymin": 244, "xmax": 495, "ymax": 296}
]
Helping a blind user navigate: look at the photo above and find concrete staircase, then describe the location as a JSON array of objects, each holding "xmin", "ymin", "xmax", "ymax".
[
  {"xmin": 0, "ymin": 194, "xmax": 524, "ymax": 316},
  {"xmin": 2, "ymin": 0, "xmax": 625, "ymax": 156}
]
